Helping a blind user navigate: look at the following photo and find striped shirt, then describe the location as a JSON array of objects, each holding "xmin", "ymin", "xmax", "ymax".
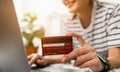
[{"xmin": 63, "ymin": 0, "xmax": 120, "ymax": 58}]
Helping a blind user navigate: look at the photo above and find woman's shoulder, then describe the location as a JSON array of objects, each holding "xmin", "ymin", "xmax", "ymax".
[
  {"xmin": 95, "ymin": 0, "xmax": 120, "ymax": 16},
  {"xmin": 96, "ymin": 0, "xmax": 120, "ymax": 11}
]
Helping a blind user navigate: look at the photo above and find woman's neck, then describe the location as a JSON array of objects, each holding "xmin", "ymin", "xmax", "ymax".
[
  {"xmin": 77, "ymin": 0, "xmax": 94, "ymax": 29},
  {"xmin": 77, "ymin": 0, "xmax": 93, "ymax": 18}
]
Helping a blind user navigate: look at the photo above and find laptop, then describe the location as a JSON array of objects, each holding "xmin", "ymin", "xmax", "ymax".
[
  {"xmin": 0, "ymin": 0, "xmax": 46, "ymax": 72},
  {"xmin": 0, "ymin": 0, "xmax": 91, "ymax": 72}
]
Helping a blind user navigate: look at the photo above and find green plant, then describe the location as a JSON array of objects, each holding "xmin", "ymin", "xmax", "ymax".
[{"xmin": 21, "ymin": 12, "xmax": 45, "ymax": 47}]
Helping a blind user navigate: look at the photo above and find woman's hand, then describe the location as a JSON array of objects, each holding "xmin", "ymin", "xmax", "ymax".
[
  {"xmin": 27, "ymin": 53, "xmax": 48, "ymax": 67},
  {"xmin": 62, "ymin": 32, "xmax": 104, "ymax": 72}
]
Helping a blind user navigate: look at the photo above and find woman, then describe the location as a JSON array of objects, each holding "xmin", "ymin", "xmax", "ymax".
[{"xmin": 28, "ymin": 0, "xmax": 120, "ymax": 72}]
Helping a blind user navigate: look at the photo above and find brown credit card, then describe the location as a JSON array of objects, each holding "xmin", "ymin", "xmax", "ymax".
[{"xmin": 41, "ymin": 36, "xmax": 73, "ymax": 56}]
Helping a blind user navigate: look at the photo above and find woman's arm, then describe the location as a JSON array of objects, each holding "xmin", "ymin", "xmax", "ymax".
[{"xmin": 108, "ymin": 47, "xmax": 120, "ymax": 68}]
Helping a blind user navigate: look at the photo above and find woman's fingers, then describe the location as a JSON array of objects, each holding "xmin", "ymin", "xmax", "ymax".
[
  {"xmin": 62, "ymin": 49, "xmax": 79, "ymax": 63},
  {"xmin": 27, "ymin": 53, "xmax": 34, "ymax": 61},
  {"xmin": 79, "ymin": 58, "xmax": 102, "ymax": 72},
  {"xmin": 74, "ymin": 52, "xmax": 95, "ymax": 66},
  {"xmin": 37, "ymin": 58, "xmax": 47, "ymax": 66},
  {"xmin": 62, "ymin": 44, "xmax": 90, "ymax": 63},
  {"xmin": 66, "ymin": 32, "xmax": 86, "ymax": 47},
  {"xmin": 28, "ymin": 53, "xmax": 40, "ymax": 66},
  {"xmin": 74, "ymin": 45, "xmax": 96, "ymax": 66}
]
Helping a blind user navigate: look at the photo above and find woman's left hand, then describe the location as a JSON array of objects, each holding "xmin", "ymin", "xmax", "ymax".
[{"xmin": 62, "ymin": 32, "xmax": 104, "ymax": 72}]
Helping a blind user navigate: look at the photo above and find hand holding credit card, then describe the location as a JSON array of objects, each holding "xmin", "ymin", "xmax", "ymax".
[{"xmin": 41, "ymin": 36, "xmax": 73, "ymax": 56}]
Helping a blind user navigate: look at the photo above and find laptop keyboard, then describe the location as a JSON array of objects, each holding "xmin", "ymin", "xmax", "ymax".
[{"xmin": 31, "ymin": 69, "xmax": 50, "ymax": 72}]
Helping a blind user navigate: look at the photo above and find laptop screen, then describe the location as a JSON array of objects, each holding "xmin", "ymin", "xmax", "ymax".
[{"xmin": 0, "ymin": 0, "xmax": 30, "ymax": 72}]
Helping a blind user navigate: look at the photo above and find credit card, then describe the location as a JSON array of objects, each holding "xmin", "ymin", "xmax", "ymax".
[{"xmin": 41, "ymin": 36, "xmax": 73, "ymax": 56}]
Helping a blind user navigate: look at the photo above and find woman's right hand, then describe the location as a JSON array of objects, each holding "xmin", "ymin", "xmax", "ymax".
[{"xmin": 27, "ymin": 53, "xmax": 48, "ymax": 67}]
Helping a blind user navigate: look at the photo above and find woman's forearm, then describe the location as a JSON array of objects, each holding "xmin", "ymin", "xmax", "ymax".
[
  {"xmin": 108, "ymin": 57, "xmax": 120, "ymax": 68},
  {"xmin": 108, "ymin": 47, "xmax": 120, "ymax": 69}
]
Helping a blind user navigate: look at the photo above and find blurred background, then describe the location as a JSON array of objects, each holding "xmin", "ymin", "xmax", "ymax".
[
  {"xmin": 13, "ymin": 0, "xmax": 120, "ymax": 36},
  {"xmin": 13, "ymin": 0, "xmax": 120, "ymax": 55}
]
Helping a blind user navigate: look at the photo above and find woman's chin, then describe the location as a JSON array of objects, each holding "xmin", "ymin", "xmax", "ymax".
[
  {"xmin": 68, "ymin": 6, "xmax": 78, "ymax": 13},
  {"xmin": 69, "ymin": 9, "xmax": 77, "ymax": 13}
]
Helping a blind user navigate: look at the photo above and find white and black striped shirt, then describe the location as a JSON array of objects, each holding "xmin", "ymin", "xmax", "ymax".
[{"xmin": 63, "ymin": 0, "xmax": 120, "ymax": 58}]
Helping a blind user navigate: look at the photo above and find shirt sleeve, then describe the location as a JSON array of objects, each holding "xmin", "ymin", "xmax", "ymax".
[{"xmin": 107, "ymin": 4, "xmax": 120, "ymax": 48}]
